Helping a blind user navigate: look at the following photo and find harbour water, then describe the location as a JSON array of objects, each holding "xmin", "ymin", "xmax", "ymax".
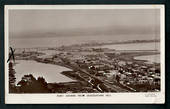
[
  {"xmin": 134, "ymin": 54, "xmax": 160, "ymax": 63},
  {"xmin": 94, "ymin": 42, "xmax": 160, "ymax": 51},
  {"xmin": 95, "ymin": 42, "xmax": 160, "ymax": 63},
  {"xmin": 14, "ymin": 60, "xmax": 75, "ymax": 84}
]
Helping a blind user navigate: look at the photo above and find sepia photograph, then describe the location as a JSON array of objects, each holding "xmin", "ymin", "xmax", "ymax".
[{"xmin": 5, "ymin": 5, "xmax": 165, "ymax": 104}]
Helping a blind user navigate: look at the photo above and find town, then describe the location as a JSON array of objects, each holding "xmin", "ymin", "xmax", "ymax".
[{"xmin": 9, "ymin": 42, "xmax": 161, "ymax": 93}]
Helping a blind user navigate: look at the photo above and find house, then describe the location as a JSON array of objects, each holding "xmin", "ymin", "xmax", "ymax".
[
  {"xmin": 119, "ymin": 74, "xmax": 126, "ymax": 80},
  {"xmin": 137, "ymin": 79, "xmax": 148, "ymax": 84},
  {"xmin": 147, "ymin": 77, "xmax": 154, "ymax": 85},
  {"xmin": 153, "ymin": 77, "xmax": 160, "ymax": 86},
  {"xmin": 96, "ymin": 71, "xmax": 105, "ymax": 76},
  {"xmin": 118, "ymin": 61, "xmax": 126, "ymax": 66}
]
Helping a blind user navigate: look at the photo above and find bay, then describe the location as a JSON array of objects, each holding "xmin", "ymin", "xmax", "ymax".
[{"xmin": 14, "ymin": 60, "xmax": 75, "ymax": 84}]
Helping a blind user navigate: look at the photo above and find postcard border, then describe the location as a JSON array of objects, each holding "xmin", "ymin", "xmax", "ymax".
[{"xmin": 4, "ymin": 5, "xmax": 165, "ymax": 104}]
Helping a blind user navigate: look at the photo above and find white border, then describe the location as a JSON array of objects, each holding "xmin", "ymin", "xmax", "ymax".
[{"xmin": 5, "ymin": 5, "xmax": 165, "ymax": 104}]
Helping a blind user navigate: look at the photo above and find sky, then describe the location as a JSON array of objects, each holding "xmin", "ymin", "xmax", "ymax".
[{"xmin": 9, "ymin": 9, "xmax": 160, "ymax": 48}]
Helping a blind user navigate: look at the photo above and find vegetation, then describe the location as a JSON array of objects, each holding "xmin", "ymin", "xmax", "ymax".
[{"xmin": 16, "ymin": 74, "xmax": 50, "ymax": 93}]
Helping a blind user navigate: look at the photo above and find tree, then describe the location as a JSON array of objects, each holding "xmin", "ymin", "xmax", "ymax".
[
  {"xmin": 116, "ymin": 75, "xmax": 120, "ymax": 83},
  {"xmin": 37, "ymin": 77, "xmax": 48, "ymax": 88},
  {"xmin": 9, "ymin": 62, "xmax": 16, "ymax": 86},
  {"xmin": 17, "ymin": 74, "xmax": 50, "ymax": 93}
]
